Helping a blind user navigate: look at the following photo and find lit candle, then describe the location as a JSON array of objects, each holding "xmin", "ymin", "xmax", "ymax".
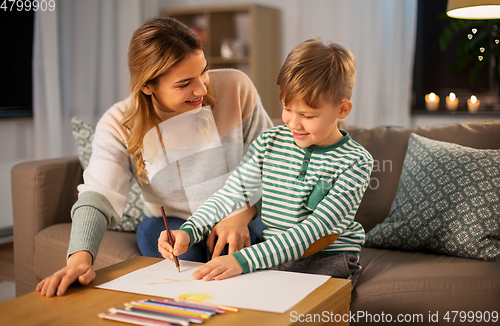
[
  {"xmin": 425, "ymin": 92, "xmax": 440, "ymax": 111},
  {"xmin": 467, "ymin": 95, "xmax": 480, "ymax": 113},
  {"xmin": 446, "ymin": 92, "xmax": 459, "ymax": 111}
]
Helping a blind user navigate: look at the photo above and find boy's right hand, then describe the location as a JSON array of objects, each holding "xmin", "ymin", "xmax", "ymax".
[{"xmin": 158, "ymin": 230, "xmax": 190, "ymax": 261}]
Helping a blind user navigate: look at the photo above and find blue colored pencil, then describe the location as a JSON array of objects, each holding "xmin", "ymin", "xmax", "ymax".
[{"xmin": 151, "ymin": 299, "xmax": 225, "ymax": 314}]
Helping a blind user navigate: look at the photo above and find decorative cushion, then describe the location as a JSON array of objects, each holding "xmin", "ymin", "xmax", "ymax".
[
  {"xmin": 71, "ymin": 117, "xmax": 144, "ymax": 232},
  {"xmin": 348, "ymin": 119, "xmax": 500, "ymax": 233},
  {"xmin": 364, "ymin": 133, "xmax": 500, "ymax": 262}
]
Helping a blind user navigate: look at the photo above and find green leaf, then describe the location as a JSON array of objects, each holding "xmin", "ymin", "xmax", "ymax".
[{"xmin": 439, "ymin": 29, "xmax": 454, "ymax": 52}]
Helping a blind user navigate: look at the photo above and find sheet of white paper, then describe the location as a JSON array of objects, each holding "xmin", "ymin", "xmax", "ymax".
[{"xmin": 96, "ymin": 260, "xmax": 330, "ymax": 313}]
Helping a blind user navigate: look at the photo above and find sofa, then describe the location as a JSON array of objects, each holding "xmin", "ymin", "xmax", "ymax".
[{"xmin": 12, "ymin": 119, "xmax": 500, "ymax": 325}]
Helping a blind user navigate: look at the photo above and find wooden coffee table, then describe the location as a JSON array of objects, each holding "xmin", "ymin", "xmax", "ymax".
[{"xmin": 0, "ymin": 257, "xmax": 351, "ymax": 325}]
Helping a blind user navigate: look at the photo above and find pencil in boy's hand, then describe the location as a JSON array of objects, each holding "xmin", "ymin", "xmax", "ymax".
[{"xmin": 161, "ymin": 206, "xmax": 181, "ymax": 272}]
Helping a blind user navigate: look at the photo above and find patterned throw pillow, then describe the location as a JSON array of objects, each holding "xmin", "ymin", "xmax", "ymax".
[
  {"xmin": 364, "ymin": 133, "xmax": 500, "ymax": 262},
  {"xmin": 71, "ymin": 117, "xmax": 144, "ymax": 232}
]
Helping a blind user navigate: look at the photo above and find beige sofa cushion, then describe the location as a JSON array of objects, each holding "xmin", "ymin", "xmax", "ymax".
[
  {"xmin": 34, "ymin": 224, "xmax": 141, "ymax": 281},
  {"xmin": 353, "ymin": 248, "xmax": 500, "ymax": 319},
  {"xmin": 347, "ymin": 120, "xmax": 500, "ymax": 232}
]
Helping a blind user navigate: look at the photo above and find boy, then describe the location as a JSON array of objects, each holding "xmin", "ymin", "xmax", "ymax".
[{"xmin": 159, "ymin": 39, "xmax": 373, "ymax": 287}]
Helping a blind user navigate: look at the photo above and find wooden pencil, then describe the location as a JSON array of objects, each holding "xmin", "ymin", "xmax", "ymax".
[{"xmin": 160, "ymin": 206, "xmax": 180, "ymax": 272}]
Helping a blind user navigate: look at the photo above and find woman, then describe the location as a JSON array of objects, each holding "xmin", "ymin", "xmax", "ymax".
[{"xmin": 37, "ymin": 17, "xmax": 272, "ymax": 297}]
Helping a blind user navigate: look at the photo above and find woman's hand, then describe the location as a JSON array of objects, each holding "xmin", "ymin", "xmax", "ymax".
[
  {"xmin": 207, "ymin": 205, "xmax": 256, "ymax": 258},
  {"xmin": 192, "ymin": 255, "xmax": 243, "ymax": 281},
  {"xmin": 158, "ymin": 229, "xmax": 190, "ymax": 261},
  {"xmin": 36, "ymin": 251, "xmax": 95, "ymax": 297}
]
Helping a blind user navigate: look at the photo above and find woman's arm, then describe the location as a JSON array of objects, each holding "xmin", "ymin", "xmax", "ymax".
[{"xmin": 39, "ymin": 104, "xmax": 135, "ymax": 297}]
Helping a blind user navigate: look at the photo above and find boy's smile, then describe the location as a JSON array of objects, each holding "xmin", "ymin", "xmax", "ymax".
[
  {"xmin": 282, "ymin": 97, "xmax": 352, "ymax": 148},
  {"xmin": 291, "ymin": 130, "xmax": 310, "ymax": 140}
]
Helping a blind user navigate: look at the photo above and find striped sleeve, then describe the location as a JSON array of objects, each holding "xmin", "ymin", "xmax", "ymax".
[
  {"xmin": 179, "ymin": 132, "xmax": 268, "ymax": 247},
  {"xmin": 232, "ymin": 159, "xmax": 373, "ymax": 273}
]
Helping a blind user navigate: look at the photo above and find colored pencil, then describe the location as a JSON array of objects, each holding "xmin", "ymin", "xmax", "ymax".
[
  {"xmin": 138, "ymin": 300, "xmax": 215, "ymax": 316},
  {"xmin": 126, "ymin": 305, "xmax": 205, "ymax": 324},
  {"xmin": 109, "ymin": 308, "xmax": 190, "ymax": 326},
  {"xmin": 151, "ymin": 299, "xmax": 225, "ymax": 314},
  {"xmin": 98, "ymin": 312, "xmax": 173, "ymax": 326},
  {"xmin": 176, "ymin": 298, "xmax": 239, "ymax": 313},
  {"xmin": 127, "ymin": 301, "xmax": 211, "ymax": 319},
  {"xmin": 161, "ymin": 206, "xmax": 180, "ymax": 272}
]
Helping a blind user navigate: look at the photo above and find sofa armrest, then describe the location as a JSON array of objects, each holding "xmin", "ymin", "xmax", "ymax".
[{"xmin": 12, "ymin": 156, "xmax": 83, "ymax": 296}]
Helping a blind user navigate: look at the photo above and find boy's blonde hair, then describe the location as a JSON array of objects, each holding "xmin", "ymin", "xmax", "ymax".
[{"xmin": 277, "ymin": 39, "xmax": 356, "ymax": 108}]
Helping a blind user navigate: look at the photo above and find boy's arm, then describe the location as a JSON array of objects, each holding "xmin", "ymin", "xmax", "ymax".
[
  {"xmin": 232, "ymin": 160, "xmax": 373, "ymax": 274},
  {"xmin": 179, "ymin": 135, "xmax": 266, "ymax": 248}
]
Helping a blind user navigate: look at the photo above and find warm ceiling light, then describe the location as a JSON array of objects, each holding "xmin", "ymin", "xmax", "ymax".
[{"xmin": 447, "ymin": 0, "xmax": 500, "ymax": 19}]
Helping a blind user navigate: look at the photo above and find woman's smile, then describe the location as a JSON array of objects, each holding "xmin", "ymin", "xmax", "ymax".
[{"xmin": 185, "ymin": 97, "xmax": 203, "ymax": 106}]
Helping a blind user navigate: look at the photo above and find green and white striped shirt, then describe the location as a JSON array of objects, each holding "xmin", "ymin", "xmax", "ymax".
[{"xmin": 180, "ymin": 125, "xmax": 373, "ymax": 273}]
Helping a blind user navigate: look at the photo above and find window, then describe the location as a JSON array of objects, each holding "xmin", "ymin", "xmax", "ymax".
[{"xmin": 412, "ymin": 0, "xmax": 498, "ymax": 114}]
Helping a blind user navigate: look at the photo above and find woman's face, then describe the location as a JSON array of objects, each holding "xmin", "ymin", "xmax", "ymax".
[{"xmin": 142, "ymin": 50, "xmax": 209, "ymax": 121}]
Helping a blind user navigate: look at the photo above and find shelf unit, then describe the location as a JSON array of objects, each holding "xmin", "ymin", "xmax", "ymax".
[{"xmin": 163, "ymin": 4, "xmax": 282, "ymax": 118}]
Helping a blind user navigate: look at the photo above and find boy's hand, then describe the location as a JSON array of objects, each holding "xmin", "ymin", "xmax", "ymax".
[
  {"xmin": 158, "ymin": 230, "xmax": 190, "ymax": 261},
  {"xmin": 36, "ymin": 250, "xmax": 95, "ymax": 297},
  {"xmin": 192, "ymin": 255, "xmax": 243, "ymax": 281}
]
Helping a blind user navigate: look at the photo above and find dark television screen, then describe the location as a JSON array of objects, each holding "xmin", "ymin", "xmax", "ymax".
[{"xmin": 0, "ymin": 10, "xmax": 34, "ymax": 118}]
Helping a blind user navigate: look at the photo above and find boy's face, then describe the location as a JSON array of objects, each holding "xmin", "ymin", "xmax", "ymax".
[{"xmin": 282, "ymin": 97, "xmax": 351, "ymax": 148}]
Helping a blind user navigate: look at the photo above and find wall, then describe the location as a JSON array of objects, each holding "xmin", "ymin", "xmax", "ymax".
[
  {"xmin": 411, "ymin": 114, "xmax": 500, "ymax": 127},
  {"xmin": 161, "ymin": 0, "xmax": 419, "ymax": 129},
  {"xmin": 0, "ymin": 118, "xmax": 34, "ymax": 242},
  {"xmin": 0, "ymin": 118, "xmax": 34, "ymax": 163},
  {"xmin": 1, "ymin": 0, "xmax": 496, "ymax": 240}
]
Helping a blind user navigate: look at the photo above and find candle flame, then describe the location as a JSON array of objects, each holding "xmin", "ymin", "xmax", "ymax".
[
  {"xmin": 429, "ymin": 93, "xmax": 436, "ymax": 101},
  {"xmin": 449, "ymin": 92, "xmax": 456, "ymax": 101},
  {"xmin": 471, "ymin": 95, "xmax": 477, "ymax": 104}
]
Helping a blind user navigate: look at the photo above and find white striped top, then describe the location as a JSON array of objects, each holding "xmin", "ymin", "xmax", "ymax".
[{"xmin": 180, "ymin": 125, "xmax": 373, "ymax": 273}]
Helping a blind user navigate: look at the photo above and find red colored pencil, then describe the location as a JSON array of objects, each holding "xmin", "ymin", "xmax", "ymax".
[{"xmin": 161, "ymin": 206, "xmax": 180, "ymax": 272}]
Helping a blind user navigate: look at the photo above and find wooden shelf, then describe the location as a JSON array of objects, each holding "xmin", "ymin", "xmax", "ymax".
[
  {"xmin": 412, "ymin": 107, "xmax": 500, "ymax": 116},
  {"xmin": 163, "ymin": 4, "xmax": 282, "ymax": 118}
]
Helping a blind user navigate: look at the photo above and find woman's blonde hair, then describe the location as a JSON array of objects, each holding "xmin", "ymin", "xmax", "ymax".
[
  {"xmin": 277, "ymin": 39, "xmax": 356, "ymax": 108},
  {"xmin": 122, "ymin": 18, "xmax": 215, "ymax": 183}
]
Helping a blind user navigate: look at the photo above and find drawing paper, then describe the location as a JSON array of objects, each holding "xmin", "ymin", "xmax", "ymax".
[{"xmin": 96, "ymin": 260, "xmax": 330, "ymax": 313}]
